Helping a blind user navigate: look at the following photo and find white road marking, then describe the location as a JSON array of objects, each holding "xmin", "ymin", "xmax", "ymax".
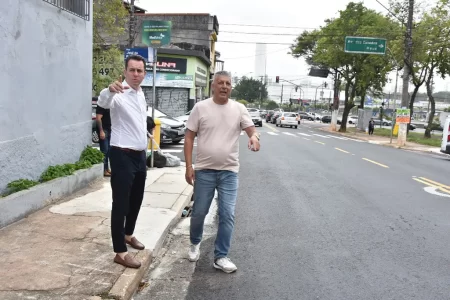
[
  {"xmin": 282, "ymin": 132, "xmax": 297, "ymax": 136},
  {"xmin": 313, "ymin": 134, "xmax": 330, "ymax": 139},
  {"xmin": 161, "ymin": 149, "xmax": 183, "ymax": 153},
  {"xmin": 267, "ymin": 132, "xmax": 278, "ymax": 135},
  {"xmin": 326, "ymin": 135, "xmax": 349, "ymax": 140},
  {"xmin": 297, "ymin": 132, "xmax": 311, "ymax": 137},
  {"xmin": 424, "ymin": 186, "xmax": 450, "ymax": 198}
]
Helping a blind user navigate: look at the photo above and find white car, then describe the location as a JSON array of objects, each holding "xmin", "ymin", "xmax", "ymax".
[
  {"xmin": 348, "ymin": 116, "xmax": 358, "ymax": 124},
  {"xmin": 247, "ymin": 108, "xmax": 263, "ymax": 127},
  {"xmin": 441, "ymin": 115, "xmax": 450, "ymax": 154},
  {"xmin": 276, "ymin": 112, "xmax": 299, "ymax": 128}
]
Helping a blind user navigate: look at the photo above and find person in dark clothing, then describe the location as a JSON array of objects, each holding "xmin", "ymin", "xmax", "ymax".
[
  {"xmin": 147, "ymin": 116, "xmax": 156, "ymax": 136},
  {"xmin": 368, "ymin": 118, "xmax": 375, "ymax": 135},
  {"xmin": 96, "ymin": 102, "xmax": 112, "ymax": 176}
]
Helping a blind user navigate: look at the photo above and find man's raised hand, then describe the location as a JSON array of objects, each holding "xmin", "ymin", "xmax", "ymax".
[{"xmin": 109, "ymin": 75, "xmax": 129, "ymax": 93}]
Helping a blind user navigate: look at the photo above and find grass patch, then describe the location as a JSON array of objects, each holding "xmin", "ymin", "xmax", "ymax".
[{"xmin": 373, "ymin": 128, "xmax": 442, "ymax": 147}]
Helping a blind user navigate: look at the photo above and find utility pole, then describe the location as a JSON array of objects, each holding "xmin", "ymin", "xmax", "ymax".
[
  {"xmin": 398, "ymin": 0, "xmax": 414, "ymax": 146},
  {"xmin": 128, "ymin": 0, "xmax": 136, "ymax": 47},
  {"xmin": 280, "ymin": 84, "xmax": 284, "ymax": 105}
]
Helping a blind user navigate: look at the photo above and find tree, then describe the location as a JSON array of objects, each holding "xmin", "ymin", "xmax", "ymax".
[
  {"xmin": 92, "ymin": 0, "xmax": 129, "ymax": 95},
  {"xmin": 237, "ymin": 100, "xmax": 248, "ymax": 106},
  {"xmin": 265, "ymin": 101, "xmax": 279, "ymax": 110},
  {"xmin": 231, "ymin": 77, "xmax": 268, "ymax": 103},
  {"xmin": 291, "ymin": 2, "xmax": 401, "ymax": 132},
  {"xmin": 421, "ymin": 0, "xmax": 450, "ymax": 138}
]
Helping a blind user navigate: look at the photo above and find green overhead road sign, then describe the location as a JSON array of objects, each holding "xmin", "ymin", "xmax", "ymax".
[{"xmin": 344, "ymin": 36, "xmax": 387, "ymax": 55}]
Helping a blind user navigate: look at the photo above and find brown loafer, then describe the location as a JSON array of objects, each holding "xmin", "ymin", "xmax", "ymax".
[
  {"xmin": 114, "ymin": 254, "xmax": 141, "ymax": 268},
  {"xmin": 126, "ymin": 237, "xmax": 145, "ymax": 250}
]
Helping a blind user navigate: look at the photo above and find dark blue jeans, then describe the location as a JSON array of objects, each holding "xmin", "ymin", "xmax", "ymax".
[{"xmin": 99, "ymin": 129, "xmax": 111, "ymax": 172}]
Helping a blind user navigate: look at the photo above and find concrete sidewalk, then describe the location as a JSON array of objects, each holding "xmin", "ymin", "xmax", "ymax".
[
  {"xmin": 0, "ymin": 164, "xmax": 192, "ymax": 300},
  {"xmin": 320, "ymin": 126, "xmax": 447, "ymax": 156}
]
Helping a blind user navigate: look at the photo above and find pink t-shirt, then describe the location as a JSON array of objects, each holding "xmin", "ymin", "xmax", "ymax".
[{"xmin": 186, "ymin": 98, "xmax": 254, "ymax": 173}]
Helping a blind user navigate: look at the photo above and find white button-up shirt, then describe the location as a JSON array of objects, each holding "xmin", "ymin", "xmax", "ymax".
[{"xmin": 97, "ymin": 81, "xmax": 147, "ymax": 151}]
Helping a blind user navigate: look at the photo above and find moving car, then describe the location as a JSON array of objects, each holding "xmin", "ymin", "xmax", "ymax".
[
  {"xmin": 276, "ymin": 112, "xmax": 298, "ymax": 128},
  {"xmin": 440, "ymin": 115, "xmax": 450, "ymax": 154},
  {"xmin": 348, "ymin": 116, "xmax": 358, "ymax": 124},
  {"xmin": 247, "ymin": 108, "xmax": 263, "ymax": 127},
  {"xmin": 147, "ymin": 107, "xmax": 186, "ymax": 144}
]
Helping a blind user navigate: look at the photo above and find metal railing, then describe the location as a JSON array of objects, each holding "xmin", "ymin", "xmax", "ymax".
[{"xmin": 43, "ymin": 0, "xmax": 90, "ymax": 21}]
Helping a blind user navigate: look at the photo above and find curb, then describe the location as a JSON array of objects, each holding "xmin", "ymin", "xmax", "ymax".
[
  {"xmin": 318, "ymin": 127, "xmax": 449, "ymax": 158},
  {"xmin": 108, "ymin": 185, "xmax": 194, "ymax": 300}
]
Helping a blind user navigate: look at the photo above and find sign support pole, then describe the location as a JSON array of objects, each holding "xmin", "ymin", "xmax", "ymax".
[{"xmin": 150, "ymin": 48, "xmax": 157, "ymax": 168}]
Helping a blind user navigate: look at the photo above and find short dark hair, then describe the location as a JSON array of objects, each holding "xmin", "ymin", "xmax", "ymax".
[{"xmin": 125, "ymin": 55, "xmax": 146, "ymax": 70}]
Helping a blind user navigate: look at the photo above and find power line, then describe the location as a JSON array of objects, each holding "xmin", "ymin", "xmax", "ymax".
[{"xmin": 222, "ymin": 47, "xmax": 290, "ymax": 60}]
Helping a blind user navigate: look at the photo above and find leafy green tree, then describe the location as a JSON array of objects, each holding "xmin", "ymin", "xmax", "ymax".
[
  {"xmin": 231, "ymin": 77, "xmax": 268, "ymax": 103},
  {"xmin": 237, "ymin": 100, "xmax": 248, "ymax": 106},
  {"xmin": 291, "ymin": 2, "xmax": 401, "ymax": 132},
  {"xmin": 265, "ymin": 100, "xmax": 279, "ymax": 110},
  {"xmin": 421, "ymin": 0, "xmax": 450, "ymax": 138},
  {"xmin": 92, "ymin": 0, "xmax": 129, "ymax": 95}
]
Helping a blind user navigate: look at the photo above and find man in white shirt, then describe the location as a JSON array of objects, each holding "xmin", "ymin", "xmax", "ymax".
[{"xmin": 97, "ymin": 55, "xmax": 148, "ymax": 269}]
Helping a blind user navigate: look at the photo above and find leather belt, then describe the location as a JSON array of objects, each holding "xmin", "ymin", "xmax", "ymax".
[{"xmin": 111, "ymin": 146, "xmax": 145, "ymax": 153}]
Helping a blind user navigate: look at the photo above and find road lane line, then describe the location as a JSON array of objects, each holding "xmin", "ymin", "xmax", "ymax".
[
  {"xmin": 313, "ymin": 134, "xmax": 330, "ymax": 138},
  {"xmin": 362, "ymin": 158, "xmax": 389, "ymax": 168},
  {"xmin": 419, "ymin": 177, "xmax": 450, "ymax": 189},
  {"xmin": 418, "ymin": 177, "xmax": 450, "ymax": 193},
  {"xmin": 282, "ymin": 132, "xmax": 297, "ymax": 136},
  {"xmin": 298, "ymin": 133, "xmax": 311, "ymax": 136},
  {"xmin": 267, "ymin": 132, "xmax": 278, "ymax": 135},
  {"xmin": 335, "ymin": 148, "xmax": 350, "ymax": 154},
  {"xmin": 315, "ymin": 141, "xmax": 325, "ymax": 145},
  {"xmin": 263, "ymin": 123, "xmax": 279, "ymax": 132},
  {"xmin": 327, "ymin": 135, "xmax": 349, "ymax": 140},
  {"xmin": 160, "ymin": 149, "xmax": 183, "ymax": 153}
]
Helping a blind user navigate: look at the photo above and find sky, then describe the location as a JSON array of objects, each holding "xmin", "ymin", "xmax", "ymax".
[{"xmin": 136, "ymin": 0, "xmax": 449, "ymax": 101}]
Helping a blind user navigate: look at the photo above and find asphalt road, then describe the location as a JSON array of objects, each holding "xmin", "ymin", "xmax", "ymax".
[{"xmin": 136, "ymin": 120, "xmax": 450, "ymax": 300}]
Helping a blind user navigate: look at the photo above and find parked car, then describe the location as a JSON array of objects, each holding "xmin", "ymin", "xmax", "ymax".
[
  {"xmin": 276, "ymin": 112, "xmax": 298, "ymax": 128},
  {"xmin": 348, "ymin": 116, "xmax": 358, "ymax": 124},
  {"xmin": 373, "ymin": 119, "xmax": 392, "ymax": 126},
  {"xmin": 322, "ymin": 115, "xmax": 332, "ymax": 123},
  {"xmin": 147, "ymin": 107, "xmax": 186, "ymax": 144},
  {"xmin": 247, "ymin": 108, "xmax": 263, "ymax": 127},
  {"xmin": 175, "ymin": 110, "xmax": 191, "ymax": 124},
  {"xmin": 440, "ymin": 115, "xmax": 450, "ymax": 154}
]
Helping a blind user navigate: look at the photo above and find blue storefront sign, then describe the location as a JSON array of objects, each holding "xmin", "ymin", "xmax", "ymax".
[{"xmin": 124, "ymin": 48, "xmax": 153, "ymax": 62}]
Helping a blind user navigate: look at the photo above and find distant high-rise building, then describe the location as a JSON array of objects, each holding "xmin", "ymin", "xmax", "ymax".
[{"xmin": 254, "ymin": 43, "xmax": 267, "ymax": 83}]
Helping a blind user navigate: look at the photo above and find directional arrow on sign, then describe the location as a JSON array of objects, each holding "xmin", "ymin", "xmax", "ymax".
[{"xmin": 379, "ymin": 44, "xmax": 384, "ymax": 48}]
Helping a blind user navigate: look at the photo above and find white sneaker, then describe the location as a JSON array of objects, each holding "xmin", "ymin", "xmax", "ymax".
[
  {"xmin": 213, "ymin": 257, "xmax": 237, "ymax": 273},
  {"xmin": 188, "ymin": 243, "xmax": 200, "ymax": 262}
]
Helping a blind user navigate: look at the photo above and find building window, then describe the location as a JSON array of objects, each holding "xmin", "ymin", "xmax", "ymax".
[{"xmin": 43, "ymin": 0, "xmax": 90, "ymax": 21}]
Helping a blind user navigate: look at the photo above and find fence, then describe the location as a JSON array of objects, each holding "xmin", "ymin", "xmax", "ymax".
[{"xmin": 42, "ymin": 0, "xmax": 90, "ymax": 21}]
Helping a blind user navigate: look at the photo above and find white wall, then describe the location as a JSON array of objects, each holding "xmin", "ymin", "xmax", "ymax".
[{"xmin": 0, "ymin": 0, "xmax": 93, "ymax": 192}]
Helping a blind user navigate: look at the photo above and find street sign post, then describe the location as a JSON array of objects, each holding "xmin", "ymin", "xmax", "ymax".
[
  {"xmin": 142, "ymin": 20, "xmax": 172, "ymax": 167},
  {"xmin": 396, "ymin": 108, "xmax": 411, "ymax": 123},
  {"xmin": 344, "ymin": 36, "xmax": 387, "ymax": 55}
]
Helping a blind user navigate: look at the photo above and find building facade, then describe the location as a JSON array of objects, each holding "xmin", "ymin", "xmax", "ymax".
[
  {"xmin": 0, "ymin": 0, "xmax": 93, "ymax": 193},
  {"xmin": 140, "ymin": 48, "xmax": 211, "ymax": 116}
]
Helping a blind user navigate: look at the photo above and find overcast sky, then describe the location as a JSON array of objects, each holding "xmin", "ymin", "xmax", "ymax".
[{"xmin": 137, "ymin": 0, "xmax": 448, "ymax": 100}]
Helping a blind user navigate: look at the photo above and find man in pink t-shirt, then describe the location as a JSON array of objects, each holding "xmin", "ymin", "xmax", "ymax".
[{"xmin": 184, "ymin": 71, "xmax": 261, "ymax": 273}]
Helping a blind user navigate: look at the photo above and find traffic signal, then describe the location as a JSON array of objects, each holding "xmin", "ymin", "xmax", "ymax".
[
  {"xmin": 295, "ymin": 86, "xmax": 298, "ymax": 92},
  {"xmin": 276, "ymin": 76, "xmax": 279, "ymax": 83},
  {"xmin": 324, "ymin": 82, "xmax": 328, "ymax": 88}
]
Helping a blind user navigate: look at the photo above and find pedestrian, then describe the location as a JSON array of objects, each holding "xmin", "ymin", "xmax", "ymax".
[
  {"xmin": 96, "ymin": 100, "xmax": 112, "ymax": 177},
  {"xmin": 97, "ymin": 55, "xmax": 148, "ymax": 269},
  {"xmin": 184, "ymin": 70, "xmax": 261, "ymax": 273},
  {"xmin": 368, "ymin": 118, "xmax": 375, "ymax": 135}
]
